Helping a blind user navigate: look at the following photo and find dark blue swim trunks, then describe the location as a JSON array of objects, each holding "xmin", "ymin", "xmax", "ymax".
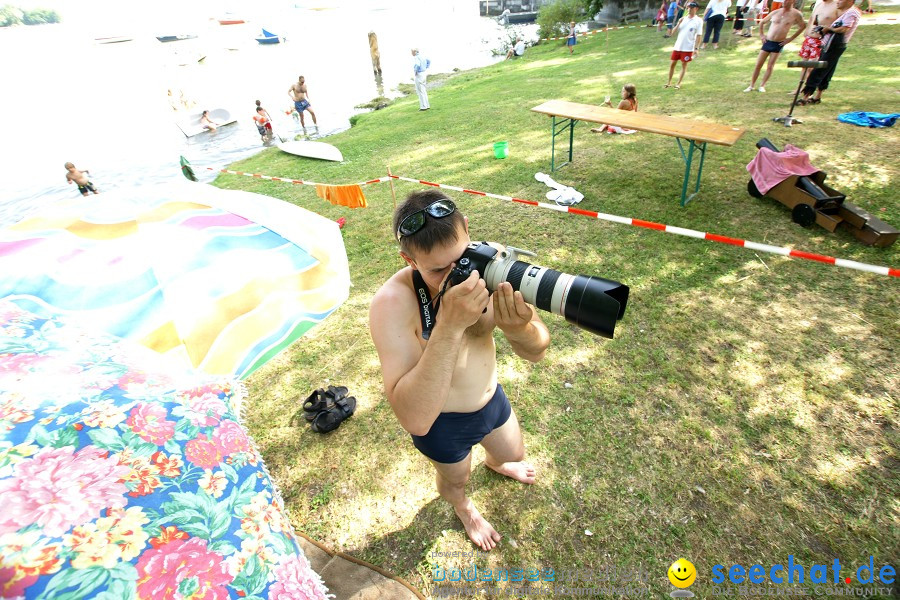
[
  {"xmin": 762, "ymin": 39, "xmax": 784, "ymax": 53},
  {"xmin": 411, "ymin": 384, "xmax": 511, "ymax": 464},
  {"xmin": 294, "ymin": 99, "xmax": 311, "ymax": 112}
]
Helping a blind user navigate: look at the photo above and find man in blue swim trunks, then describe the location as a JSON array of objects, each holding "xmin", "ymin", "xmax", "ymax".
[
  {"xmin": 743, "ymin": 0, "xmax": 806, "ymax": 92},
  {"xmin": 287, "ymin": 75, "xmax": 318, "ymax": 131},
  {"xmin": 369, "ymin": 190, "xmax": 551, "ymax": 551}
]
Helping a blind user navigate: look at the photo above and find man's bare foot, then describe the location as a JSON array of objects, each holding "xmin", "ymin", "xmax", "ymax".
[
  {"xmin": 455, "ymin": 499, "xmax": 501, "ymax": 551},
  {"xmin": 486, "ymin": 461, "xmax": 537, "ymax": 484}
]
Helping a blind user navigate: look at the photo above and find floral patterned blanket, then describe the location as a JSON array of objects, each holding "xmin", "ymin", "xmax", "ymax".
[{"xmin": 0, "ymin": 300, "xmax": 330, "ymax": 599}]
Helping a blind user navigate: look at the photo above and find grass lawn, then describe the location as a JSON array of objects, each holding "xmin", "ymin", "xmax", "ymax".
[{"xmin": 214, "ymin": 13, "xmax": 898, "ymax": 599}]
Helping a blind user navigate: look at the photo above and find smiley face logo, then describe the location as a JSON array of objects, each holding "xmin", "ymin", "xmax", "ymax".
[{"xmin": 667, "ymin": 558, "xmax": 696, "ymax": 588}]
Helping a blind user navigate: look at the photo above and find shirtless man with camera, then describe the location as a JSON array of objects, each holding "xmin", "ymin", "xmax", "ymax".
[
  {"xmin": 744, "ymin": 0, "xmax": 806, "ymax": 92},
  {"xmin": 369, "ymin": 190, "xmax": 550, "ymax": 551}
]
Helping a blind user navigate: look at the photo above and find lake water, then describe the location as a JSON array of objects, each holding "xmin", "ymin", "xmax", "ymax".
[{"xmin": 0, "ymin": 0, "xmax": 533, "ymax": 226}]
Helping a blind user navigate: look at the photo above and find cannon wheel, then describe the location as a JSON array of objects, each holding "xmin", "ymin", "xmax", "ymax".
[
  {"xmin": 747, "ymin": 179, "xmax": 763, "ymax": 198},
  {"xmin": 792, "ymin": 203, "xmax": 816, "ymax": 227}
]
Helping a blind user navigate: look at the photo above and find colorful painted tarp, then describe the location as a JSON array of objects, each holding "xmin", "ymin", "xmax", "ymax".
[
  {"xmin": 0, "ymin": 182, "xmax": 350, "ymax": 379},
  {"xmin": 0, "ymin": 298, "xmax": 331, "ymax": 599}
]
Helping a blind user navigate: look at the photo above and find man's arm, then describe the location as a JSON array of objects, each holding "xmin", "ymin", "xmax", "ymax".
[
  {"xmin": 369, "ymin": 271, "xmax": 490, "ymax": 436},
  {"xmin": 823, "ymin": 11, "xmax": 856, "ymax": 34},
  {"xmin": 759, "ymin": 10, "xmax": 773, "ymax": 37},
  {"xmin": 786, "ymin": 16, "xmax": 807, "ymax": 43},
  {"xmin": 492, "ymin": 283, "xmax": 550, "ymax": 363}
]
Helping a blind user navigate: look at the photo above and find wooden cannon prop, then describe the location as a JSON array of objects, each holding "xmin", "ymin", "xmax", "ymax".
[{"xmin": 747, "ymin": 139, "xmax": 898, "ymax": 248}]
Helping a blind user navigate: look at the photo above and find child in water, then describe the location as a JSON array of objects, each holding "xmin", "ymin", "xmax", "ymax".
[
  {"xmin": 254, "ymin": 101, "xmax": 274, "ymax": 142},
  {"xmin": 64, "ymin": 162, "xmax": 100, "ymax": 196}
]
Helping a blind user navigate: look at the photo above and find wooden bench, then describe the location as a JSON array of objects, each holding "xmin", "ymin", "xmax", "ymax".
[
  {"xmin": 621, "ymin": 8, "xmax": 642, "ymax": 23},
  {"xmin": 531, "ymin": 99, "xmax": 745, "ymax": 205}
]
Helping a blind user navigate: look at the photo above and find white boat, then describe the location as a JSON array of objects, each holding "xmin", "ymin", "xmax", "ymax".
[
  {"xmin": 176, "ymin": 108, "xmax": 237, "ymax": 137},
  {"xmin": 277, "ymin": 141, "xmax": 343, "ymax": 162},
  {"xmin": 95, "ymin": 36, "xmax": 133, "ymax": 44},
  {"xmin": 157, "ymin": 34, "xmax": 198, "ymax": 43}
]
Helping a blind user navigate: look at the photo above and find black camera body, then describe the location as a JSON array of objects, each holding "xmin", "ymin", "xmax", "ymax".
[
  {"xmin": 446, "ymin": 242, "xmax": 629, "ymax": 339},
  {"xmin": 448, "ymin": 243, "xmax": 499, "ymax": 286}
]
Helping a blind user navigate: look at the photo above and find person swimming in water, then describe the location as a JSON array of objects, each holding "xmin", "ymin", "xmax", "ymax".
[{"xmin": 64, "ymin": 162, "xmax": 100, "ymax": 196}]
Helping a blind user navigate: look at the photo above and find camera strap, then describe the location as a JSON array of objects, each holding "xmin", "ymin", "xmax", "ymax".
[{"xmin": 412, "ymin": 269, "xmax": 438, "ymax": 340}]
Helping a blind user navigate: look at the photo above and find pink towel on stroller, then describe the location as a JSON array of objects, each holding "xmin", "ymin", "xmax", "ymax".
[{"xmin": 746, "ymin": 144, "xmax": 819, "ymax": 195}]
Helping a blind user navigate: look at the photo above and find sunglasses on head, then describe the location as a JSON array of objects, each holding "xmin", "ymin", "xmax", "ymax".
[{"xmin": 396, "ymin": 199, "xmax": 456, "ymax": 242}]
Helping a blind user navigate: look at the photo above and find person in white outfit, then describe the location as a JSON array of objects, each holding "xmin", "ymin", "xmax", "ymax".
[
  {"xmin": 701, "ymin": 0, "xmax": 731, "ymax": 48},
  {"xmin": 733, "ymin": 0, "xmax": 750, "ymax": 34},
  {"xmin": 665, "ymin": 2, "xmax": 704, "ymax": 89},
  {"xmin": 412, "ymin": 48, "xmax": 430, "ymax": 111},
  {"xmin": 742, "ymin": 0, "xmax": 767, "ymax": 37}
]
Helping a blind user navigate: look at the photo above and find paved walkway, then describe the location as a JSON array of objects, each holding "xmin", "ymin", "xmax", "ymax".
[{"xmin": 298, "ymin": 533, "xmax": 426, "ymax": 599}]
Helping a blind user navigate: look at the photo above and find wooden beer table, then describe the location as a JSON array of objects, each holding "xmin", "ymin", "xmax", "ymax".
[{"xmin": 531, "ymin": 99, "xmax": 745, "ymax": 206}]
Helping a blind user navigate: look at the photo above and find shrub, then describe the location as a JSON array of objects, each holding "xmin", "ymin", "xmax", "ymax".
[
  {"xmin": 0, "ymin": 4, "xmax": 22, "ymax": 27},
  {"xmin": 537, "ymin": 0, "xmax": 587, "ymax": 40},
  {"xmin": 22, "ymin": 8, "xmax": 60, "ymax": 25}
]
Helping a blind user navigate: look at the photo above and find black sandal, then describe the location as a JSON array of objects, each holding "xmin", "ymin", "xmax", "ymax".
[
  {"xmin": 300, "ymin": 385, "xmax": 349, "ymax": 422},
  {"xmin": 310, "ymin": 396, "xmax": 357, "ymax": 433},
  {"xmin": 300, "ymin": 388, "xmax": 327, "ymax": 420},
  {"xmin": 325, "ymin": 385, "xmax": 349, "ymax": 401}
]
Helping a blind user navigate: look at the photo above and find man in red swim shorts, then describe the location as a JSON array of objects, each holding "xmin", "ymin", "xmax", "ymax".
[
  {"xmin": 796, "ymin": 0, "xmax": 839, "ymax": 82},
  {"xmin": 665, "ymin": 2, "xmax": 703, "ymax": 89}
]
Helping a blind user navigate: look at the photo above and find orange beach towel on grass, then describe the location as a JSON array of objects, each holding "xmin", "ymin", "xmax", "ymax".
[{"xmin": 315, "ymin": 184, "xmax": 368, "ymax": 208}]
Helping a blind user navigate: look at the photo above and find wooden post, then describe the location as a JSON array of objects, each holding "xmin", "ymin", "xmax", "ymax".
[
  {"xmin": 387, "ymin": 166, "xmax": 397, "ymax": 209},
  {"xmin": 368, "ymin": 31, "xmax": 382, "ymax": 75}
]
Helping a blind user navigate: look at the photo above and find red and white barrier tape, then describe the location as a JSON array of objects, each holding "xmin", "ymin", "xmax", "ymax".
[
  {"xmin": 540, "ymin": 14, "xmax": 896, "ymax": 41},
  {"xmin": 541, "ymin": 17, "xmax": 765, "ymax": 41},
  {"xmin": 543, "ymin": 25, "xmax": 642, "ymax": 42},
  {"xmin": 203, "ymin": 166, "xmax": 390, "ymax": 188},
  {"xmin": 204, "ymin": 165, "xmax": 897, "ymax": 278},
  {"xmin": 389, "ymin": 175, "xmax": 898, "ymax": 278}
]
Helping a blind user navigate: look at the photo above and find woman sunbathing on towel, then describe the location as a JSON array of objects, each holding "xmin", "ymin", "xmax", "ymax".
[{"xmin": 592, "ymin": 84, "xmax": 638, "ymax": 134}]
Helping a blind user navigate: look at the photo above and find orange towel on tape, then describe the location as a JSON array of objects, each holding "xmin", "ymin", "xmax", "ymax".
[{"xmin": 315, "ymin": 184, "xmax": 367, "ymax": 209}]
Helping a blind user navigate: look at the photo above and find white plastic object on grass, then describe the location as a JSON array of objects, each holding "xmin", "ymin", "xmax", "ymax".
[{"xmin": 534, "ymin": 172, "xmax": 584, "ymax": 206}]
